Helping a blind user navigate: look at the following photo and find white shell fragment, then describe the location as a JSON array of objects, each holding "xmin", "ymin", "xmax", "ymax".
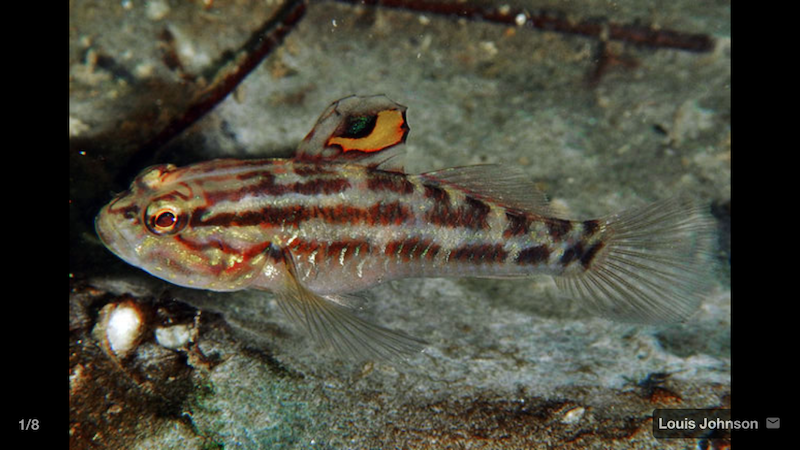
[
  {"xmin": 154, "ymin": 324, "xmax": 193, "ymax": 349},
  {"xmin": 561, "ymin": 406, "xmax": 586, "ymax": 424},
  {"xmin": 102, "ymin": 302, "xmax": 145, "ymax": 357}
]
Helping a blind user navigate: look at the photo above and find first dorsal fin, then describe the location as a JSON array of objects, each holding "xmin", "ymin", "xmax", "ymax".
[{"xmin": 294, "ymin": 95, "xmax": 409, "ymax": 172}]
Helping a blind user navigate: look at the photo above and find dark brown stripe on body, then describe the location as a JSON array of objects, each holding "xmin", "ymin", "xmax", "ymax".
[
  {"xmin": 582, "ymin": 219, "xmax": 601, "ymax": 237},
  {"xmin": 367, "ymin": 170, "xmax": 415, "ymax": 194},
  {"xmin": 290, "ymin": 239, "xmax": 371, "ymax": 264},
  {"xmin": 368, "ymin": 201, "xmax": 413, "ymax": 226},
  {"xmin": 560, "ymin": 241, "xmax": 605, "ymax": 269},
  {"xmin": 504, "ymin": 211, "xmax": 531, "ymax": 237},
  {"xmin": 203, "ymin": 175, "xmax": 351, "ymax": 205},
  {"xmin": 190, "ymin": 205, "xmax": 307, "ymax": 228},
  {"xmin": 385, "ymin": 237, "xmax": 441, "ymax": 262},
  {"xmin": 516, "ymin": 245, "xmax": 551, "ymax": 265},
  {"xmin": 326, "ymin": 240, "xmax": 359, "ymax": 263},
  {"xmin": 560, "ymin": 242, "xmax": 583, "ymax": 266},
  {"xmin": 292, "ymin": 165, "xmax": 336, "ymax": 177},
  {"xmin": 388, "ymin": 236, "xmax": 420, "ymax": 262},
  {"xmin": 316, "ymin": 204, "xmax": 368, "ymax": 225},
  {"xmin": 545, "ymin": 218, "xmax": 573, "ymax": 241},
  {"xmin": 425, "ymin": 193, "xmax": 491, "ymax": 230},
  {"xmin": 579, "ymin": 241, "xmax": 604, "ymax": 269},
  {"xmin": 235, "ymin": 170, "xmax": 275, "ymax": 181},
  {"xmin": 423, "ymin": 183, "xmax": 449, "ymax": 203},
  {"xmin": 289, "ymin": 238, "xmax": 321, "ymax": 256},
  {"xmin": 451, "ymin": 243, "xmax": 508, "ymax": 264},
  {"xmin": 203, "ymin": 172, "xmax": 270, "ymax": 203},
  {"xmin": 462, "ymin": 197, "xmax": 491, "ymax": 229},
  {"xmin": 190, "ymin": 201, "xmax": 413, "ymax": 228}
]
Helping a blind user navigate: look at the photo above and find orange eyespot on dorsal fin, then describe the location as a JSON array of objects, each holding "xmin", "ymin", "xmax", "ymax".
[{"xmin": 294, "ymin": 95, "xmax": 409, "ymax": 172}]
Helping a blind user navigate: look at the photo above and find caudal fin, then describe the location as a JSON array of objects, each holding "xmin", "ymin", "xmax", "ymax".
[{"xmin": 555, "ymin": 197, "xmax": 717, "ymax": 323}]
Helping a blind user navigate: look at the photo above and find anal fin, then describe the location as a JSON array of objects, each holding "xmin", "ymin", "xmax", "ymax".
[{"xmin": 275, "ymin": 250, "xmax": 426, "ymax": 360}]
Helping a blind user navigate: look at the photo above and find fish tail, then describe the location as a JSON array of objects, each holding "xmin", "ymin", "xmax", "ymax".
[{"xmin": 555, "ymin": 197, "xmax": 717, "ymax": 322}]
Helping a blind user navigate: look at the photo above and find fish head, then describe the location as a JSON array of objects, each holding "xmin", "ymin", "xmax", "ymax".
[{"xmin": 96, "ymin": 163, "xmax": 267, "ymax": 291}]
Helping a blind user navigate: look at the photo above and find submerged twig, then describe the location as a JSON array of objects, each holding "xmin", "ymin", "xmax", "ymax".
[
  {"xmin": 118, "ymin": 0, "xmax": 308, "ymax": 184},
  {"xmin": 334, "ymin": 0, "xmax": 714, "ymax": 52}
]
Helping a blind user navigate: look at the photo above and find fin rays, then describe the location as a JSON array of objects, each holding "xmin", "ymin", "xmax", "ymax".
[
  {"xmin": 421, "ymin": 165, "xmax": 553, "ymax": 215},
  {"xmin": 556, "ymin": 197, "xmax": 716, "ymax": 323},
  {"xmin": 275, "ymin": 250, "xmax": 427, "ymax": 360}
]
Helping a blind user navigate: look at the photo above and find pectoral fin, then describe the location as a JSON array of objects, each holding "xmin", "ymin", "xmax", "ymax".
[{"xmin": 275, "ymin": 248, "xmax": 426, "ymax": 360}]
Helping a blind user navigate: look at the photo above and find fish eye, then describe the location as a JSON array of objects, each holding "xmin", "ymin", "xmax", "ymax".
[
  {"xmin": 145, "ymin": 205, "xmax": 187, "ymax": 235},
  {"xmin": 155, "ymin": 211, "xmax": 176, "ymax": 227}
]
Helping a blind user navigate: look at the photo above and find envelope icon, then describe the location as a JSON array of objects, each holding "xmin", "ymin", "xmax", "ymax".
[{"xmin": 766, "ymin": 417, "xmax": 780, "ymax": 429}]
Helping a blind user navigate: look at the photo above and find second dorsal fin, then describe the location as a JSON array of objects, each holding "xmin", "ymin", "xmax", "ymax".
[
  {"xmin": 294, "ymin": 95, "xmax": 409, "ymax": 172},
  {"xmin": 421, "ymin": 165, "xmax": 555, "ymax": 216}
]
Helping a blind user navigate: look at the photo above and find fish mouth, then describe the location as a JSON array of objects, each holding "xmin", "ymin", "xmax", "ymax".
[{"xmin": 95, "ymin": 207, "xmax": 140, "ymax": 266}]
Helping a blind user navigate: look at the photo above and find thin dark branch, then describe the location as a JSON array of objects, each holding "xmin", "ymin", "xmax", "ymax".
[
  {"xmin": 116, "ymin": 0, "xmax": 714, "ymax": 185},
  {"xmin": 118, "ymin": 0, "xmax": 308, "ymax": 184},
  {"xmin": 334, "ymin": 0, "xmax": 714, "ymax": 52}
]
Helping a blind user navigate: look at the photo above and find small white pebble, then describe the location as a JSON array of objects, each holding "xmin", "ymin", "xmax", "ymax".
[
  {"xmin": 134, "ymin": 62, "xmax": 155, "ymax": 79},
  {"xmin": 155, "ymin": 324, "xmax": 193, "ymax": 349},
  {"xmin": 515, "ymin": 13, "xmax": 527, "ymax": 27},
  {"xmin": 146, "ymin": 0, "xmax": 170, "ymax": 21},
  {"xmin": 479, "ymin": 41, "xmax": 498, "ymax": 57},
  {"xmin": 562, "ymin": 406, "xmax": 586, "ymax": 424},
  {"xmin": 69, "ymin": 116, "xmax": 89, "ymax": 137},
  {"xmin": 106, "ymin": 303, "xmax": 144, "ymax": 356}
]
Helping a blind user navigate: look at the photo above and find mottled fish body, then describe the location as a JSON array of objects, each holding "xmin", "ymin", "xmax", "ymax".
[{"xmin": 96, "ymin": 95, "xmax": 715, "ymax": 359}]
